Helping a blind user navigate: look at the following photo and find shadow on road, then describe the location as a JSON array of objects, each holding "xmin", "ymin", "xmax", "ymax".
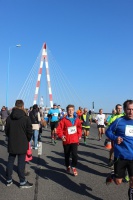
[{"xmin": 31, "ymin": 156, "xmax": 103, "ymax": 200}]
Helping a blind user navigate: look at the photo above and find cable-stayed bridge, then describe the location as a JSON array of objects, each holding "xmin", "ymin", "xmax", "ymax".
[{"xmin": 11, "ymin": 43, "xmax": 84, "ymax": 110}]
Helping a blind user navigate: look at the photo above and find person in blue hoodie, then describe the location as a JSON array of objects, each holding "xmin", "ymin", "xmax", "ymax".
[{"xmin": 105, "ymin": 100, "xmax": 133, "ymax": 200}]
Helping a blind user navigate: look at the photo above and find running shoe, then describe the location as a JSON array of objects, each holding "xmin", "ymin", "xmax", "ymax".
[
  {"xmin": 72, "ymin": 167, "xmax": 78, "ymax": 176},
  {"xmin": 84, "ymin": 141, "xmax": 87, "ymax": 145},
  {"xmin": 6, "ymin": 180, "xmax": 13, "ymax": 186},
  {"xmin": 66, "ymin": 166, "xmax": 71, "ymax": 173},
  {"xmin": 54, "ymin": 140, "xmax": 57, "ymax": 144},
  {"xmin": 106, "ymin": 171, "xmax": 114, "ymax": 185},
  {"xmin": 51, "ymin": 138, "xmax": 54, "ymax": 144},
  {"xmin": 19, "ymin": 181, "xmax": 33, "ymax": 189},
  {"xmin": 123, "ymin": 175, "xmax": 130, "ymax": 183}
]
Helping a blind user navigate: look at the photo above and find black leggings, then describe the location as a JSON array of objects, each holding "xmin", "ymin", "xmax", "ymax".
[{"xmin": 63, "ymin": 143, "xmax": 78, "ymax": 168}]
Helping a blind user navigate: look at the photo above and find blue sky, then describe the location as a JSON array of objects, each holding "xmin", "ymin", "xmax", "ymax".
[{"xmin": 0, "ymin": 0, "xmax": 133, "ymax": 112}]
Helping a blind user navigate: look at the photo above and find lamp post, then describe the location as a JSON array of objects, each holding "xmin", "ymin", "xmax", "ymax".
[
  {"xmin": 92, "ymin": 101, "xmax": 94, "ymax": 112},
  {"xmin": 6, "ymin": 44, "xmax": 21, "ymax": 107}
]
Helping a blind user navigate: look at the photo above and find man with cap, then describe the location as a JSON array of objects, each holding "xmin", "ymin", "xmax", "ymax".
[{"xmin": 48, "ymin": 103, "xmax": 60, "ymax": 144}]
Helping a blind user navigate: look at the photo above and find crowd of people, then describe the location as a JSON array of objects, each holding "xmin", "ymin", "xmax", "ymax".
[{"xmin": 1, "ymin": 99, "xmax": 133, "ymax": 199}]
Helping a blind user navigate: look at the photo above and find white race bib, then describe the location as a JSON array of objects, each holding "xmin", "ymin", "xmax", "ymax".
[
  {"xmin": 54, "ymin": 113, "xmax": 58, "ymax": 117},
  {"xmin": 68, "ymin": 126, "xmax": 77, "ymax": 135},
  {"xmin": 125, "ymin": 125, "xmax": 133, "ymax": 137}
]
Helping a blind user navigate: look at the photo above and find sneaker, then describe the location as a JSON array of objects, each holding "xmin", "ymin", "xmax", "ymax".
[
  {"xmin": 106, "ymin": 171, "xmax": 114, "ymax": 185},
  {"xmin": 123, "ymin": 175, "xmax": 130, "ymax": 183},
  {"xmin": 54, "ymin": 140, "xmax": 57, "ymax": 144},
  {"xmin": 51, "ymin": 138, "xmax": 54, "ymax": 144},
  {"xmin": 37, "ymin": 144, "xmax": 41, "ymax": 147},
  {"xmin": 6, "ymin": 180, "xmax": 13, "ymax": 186},
  {"xmin": 84, "ymin": 141, "xmax": 87, "ymax": 145},
  {"xmin": 66, "ymin": 166, "xmax": 71, "ymax": 173},
  {"xmin": 19, "ymin": 181, "xmax": 33, "ymax": 189},
  {"xmin": 34, "ymin": 147, "xmax": 38, "ymax": 150},
  {"xmin": 72, "ymin": 167, "xmax": 78, "ymax": 176}
]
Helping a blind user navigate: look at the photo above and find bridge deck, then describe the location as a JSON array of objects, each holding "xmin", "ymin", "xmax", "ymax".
[{"xmin": 0, "ymin": 124, "xmax": 128, "ymax": 200}]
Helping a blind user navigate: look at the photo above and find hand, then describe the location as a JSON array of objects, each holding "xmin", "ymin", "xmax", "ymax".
[
  {"xmin": 116, "ymin": 137, "xmax": 123, "ymax": 144},
  {"xmin": 62, "ymin": 136, "xmax": 66, "ymax": 142}
]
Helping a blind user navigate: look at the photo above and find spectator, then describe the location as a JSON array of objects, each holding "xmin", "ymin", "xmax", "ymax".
[{"xmin": 5, "ymin": 100, "xmax": 33, "ymax": 188}]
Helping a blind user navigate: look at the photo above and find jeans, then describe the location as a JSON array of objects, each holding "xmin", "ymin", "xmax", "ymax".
[
  {"xmin": 31, "ymin": 129, "xmax": 39, "ymax": 148},
  {"xmin": 6, "ymin": 153, "xmax": 26, "ymax": 184},
  {"xmin": 63, "ymin": 143, "xmax": 78, "ymax": 168}
]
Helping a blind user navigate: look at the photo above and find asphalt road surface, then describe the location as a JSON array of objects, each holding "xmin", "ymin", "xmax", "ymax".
[{"xmin": 0, "ymin": 123, "xmax": 129, "ymax": 200}]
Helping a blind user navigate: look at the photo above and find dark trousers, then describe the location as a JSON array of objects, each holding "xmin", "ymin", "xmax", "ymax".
[
  {"xmin": 63, "ymin": 143, "xmax": 78, "ymax": 168},
  {"xmin": 6, "ymin": 153, "xmax": 26, "ymax": 183}
]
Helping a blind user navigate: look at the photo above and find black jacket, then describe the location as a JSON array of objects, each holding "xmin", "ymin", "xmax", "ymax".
[
  {"xmin": 29, "ymin": 109, "xmax": 39, "ymax": 124},
  {"xmin": 5, "ymin": 108, "xmax": 33, "ymax": 154}
]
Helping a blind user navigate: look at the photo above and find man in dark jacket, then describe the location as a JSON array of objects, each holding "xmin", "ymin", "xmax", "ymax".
[{"xmin": 5, "ymin": 100, "xmax": 33, "ymax": 188}]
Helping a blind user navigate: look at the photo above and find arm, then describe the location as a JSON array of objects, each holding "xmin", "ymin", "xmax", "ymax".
[
  {"xmin": 77, "ymin": 119, "xmax": 82, "ymax": 138},
  {"xmin": 105, "ymin": 120, "xmax": 119, "ymax": 141},
  {"xmin": 5, "ymin": 118, "xmax": 9, "ymax": 137},
  {"xmin": 56, "ymin": 119, "xmax": 65, "ymax": 140},
  {"xmin": 26, "ymin": 117, "xmax": 33, "ymax": 141},
  {"xmin": 38, "ymin": 112, "xmax": 41, "ymax": 122}
]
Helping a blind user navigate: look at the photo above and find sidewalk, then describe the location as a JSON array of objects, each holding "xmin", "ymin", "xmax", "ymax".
[{"xmin": 0, "ymin": 124, "xmax": 128, "ymax": 200}]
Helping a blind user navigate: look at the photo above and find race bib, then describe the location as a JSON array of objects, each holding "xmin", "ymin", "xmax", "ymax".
[
  {"xmin": 125, "ymin": 125, "xmax": 133, "ymax": 137},
  {"xmin": 68, "ymin": 126, "xmax": 77, "ymax": 135},
  {"xmin": 53, "ymin": 113, "xmax": 58, "ymax": 117}
]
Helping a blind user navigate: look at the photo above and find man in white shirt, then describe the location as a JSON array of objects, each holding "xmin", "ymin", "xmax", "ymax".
[{"xmin": 95, "ymin": 109, "xmax": 106, "ymax": 141}]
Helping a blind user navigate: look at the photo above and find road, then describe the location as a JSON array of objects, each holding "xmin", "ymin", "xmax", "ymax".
[{"xmin": 0, "ymin": 123, "xmax": 128, "ymax": 200}]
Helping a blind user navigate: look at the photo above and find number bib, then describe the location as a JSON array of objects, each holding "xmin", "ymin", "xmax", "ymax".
[
  {"xmin": 68, "ymin": 126, "xmax": 77, "ymax": 135},
  {"xmin": 125, "ymin": 125, "xmax": 133, "ymax": 137},
  {"xmin": 54, "ymin": 113, "xmax": 58, "ymax": 117}
]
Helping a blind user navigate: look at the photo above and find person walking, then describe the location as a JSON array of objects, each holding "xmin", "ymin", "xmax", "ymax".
[
  {"xmin": 29, "ymin": 104, "xmax": 41, "ymax": 149},
  {"xmin": 5, "ymin": 100, "xmax": 33, "ymax": 188},
  {"xmin": 0, "ymin": 106, "xmax": 9, "ymax": 131}
]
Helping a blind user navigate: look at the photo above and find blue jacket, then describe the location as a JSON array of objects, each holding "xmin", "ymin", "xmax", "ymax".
[{"xmin": 106, "ymin": 116, "xmax": 133, "ymax": 160}]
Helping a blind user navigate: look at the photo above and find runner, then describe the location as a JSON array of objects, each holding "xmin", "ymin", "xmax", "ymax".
[
  {"xmin": 48, "ymin": 103, "xmax": 60, "ymax": 144},
  {"xmin": 105, "ymin": 100, "xmax": 133, "ymax": 200},
  {"xmin": 56, "ymin": 104, "xmax": 82, "ymax": 176},
  {"xmin": 95, "ymin": 109, "xmax": 106, "ymax": 141},
  {"xmin": 76, "ymin": 106, "xmax": 83, "ymax": 119},
  {"xmin": 107, "ymin": 104, "xmax": 123, "ymax": 167},
  {"xmin": 105, "ymin": 109, "xmax": 116, "ymax": 126},
  {"xmin": 81, "ymin": 108, "xmax": 92, "ymax": 145}
]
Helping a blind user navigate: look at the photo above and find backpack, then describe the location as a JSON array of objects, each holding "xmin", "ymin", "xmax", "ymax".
[{"xmin": 29, "ymin": 110, "xmax": 39, "ymax": 124}]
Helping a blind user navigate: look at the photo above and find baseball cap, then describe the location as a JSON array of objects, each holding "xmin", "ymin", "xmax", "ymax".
[{"xmin": 53, "ymin": 103, "xmax": 57, "ymax": 106}]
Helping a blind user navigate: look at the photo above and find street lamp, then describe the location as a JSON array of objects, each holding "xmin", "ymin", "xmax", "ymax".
[{"xmin": 6, "ymin": 44, "xmax": 21, "ymax": 107}]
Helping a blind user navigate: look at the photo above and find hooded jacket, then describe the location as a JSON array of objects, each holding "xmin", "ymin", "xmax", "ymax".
[{"xmin": 5, "ymin": 108, "xmax": 33, "ymax": 154}]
